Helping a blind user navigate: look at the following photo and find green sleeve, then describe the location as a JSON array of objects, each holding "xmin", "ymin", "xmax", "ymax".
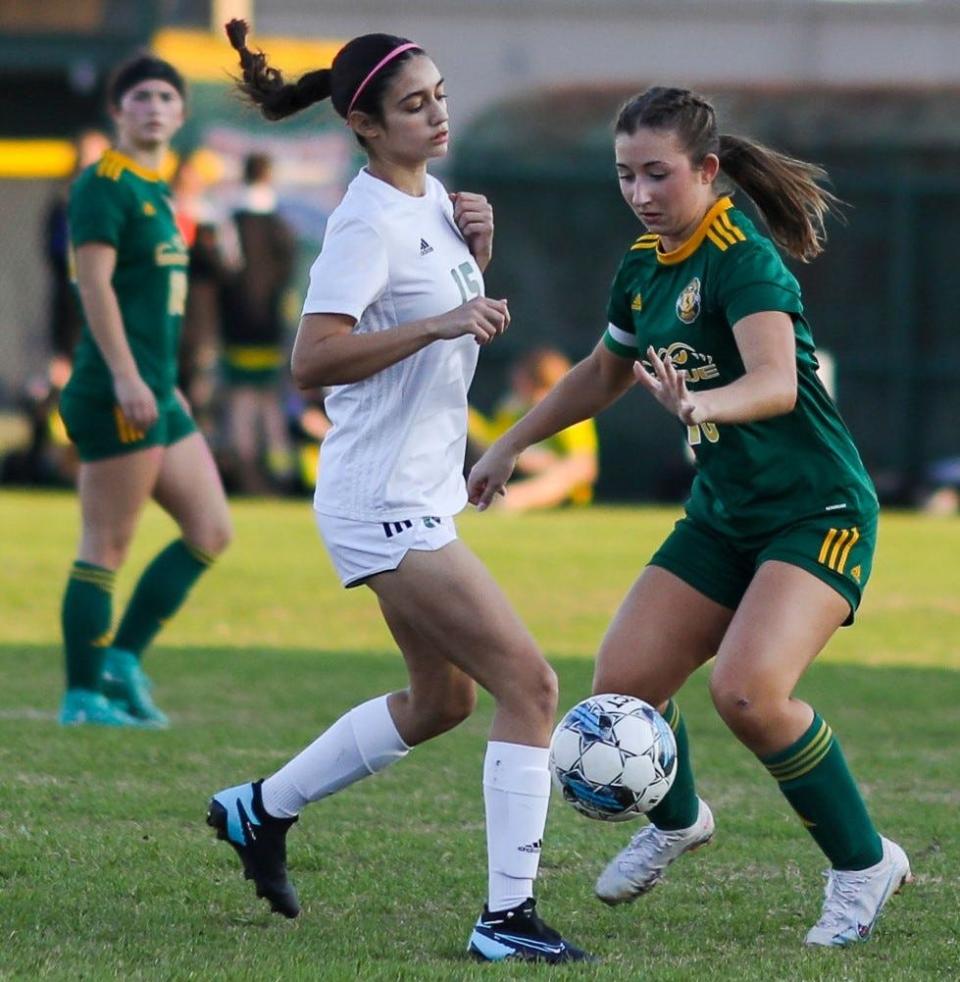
[
  {"xmin": 603, "ymin": 261, "xmax": 639, "ymax": 359},
  {"xmin": 68, "ymin": 172, "xmax": 129, "ymax": 248},
  {"xmin": 716, "ymin": 241, "xmax": 804, "ymax": 326}
]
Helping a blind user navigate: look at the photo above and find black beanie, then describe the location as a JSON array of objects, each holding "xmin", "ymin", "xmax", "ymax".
[{"xmin": 108, "ymin": 55, "xmax": 186, "ymax": 107}]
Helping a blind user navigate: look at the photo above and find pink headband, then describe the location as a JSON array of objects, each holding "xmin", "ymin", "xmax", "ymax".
[{"xmin": 346, "ymin": 42, "xmax": 422, "ymax": 117}]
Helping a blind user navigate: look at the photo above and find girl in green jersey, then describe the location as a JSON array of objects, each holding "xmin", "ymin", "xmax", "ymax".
[
  {"xmin": 468, "ymin": 87, "xmax": 909, "ymax": 948},
  {"xmin": 58, "ymin": 56, "xmax": 232, "ymax": 728}
]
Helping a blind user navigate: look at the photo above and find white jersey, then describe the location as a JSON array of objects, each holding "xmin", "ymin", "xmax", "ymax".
[{"xmin": 301, "ymin": 168, "xmax": 483, "ymax": 521}]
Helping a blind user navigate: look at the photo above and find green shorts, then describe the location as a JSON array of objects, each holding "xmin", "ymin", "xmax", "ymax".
[
  {"xmin": 649, "ymin": 510, "xmax": 878, "ymax": 625},
  {"xmin": 59, "ymin": 390, "xmax": 197, "ymax": 463},
  {"xmin": 221, "ymin": 345, "xmax": 284, "ymax": 388}
]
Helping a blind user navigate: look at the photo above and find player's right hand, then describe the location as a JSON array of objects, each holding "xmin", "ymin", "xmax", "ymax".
[
  {"xmin": 113, "ymin": 372, "xmax": 159, "ymax": 431},
  {"xmin": 431, "ymin": 297, "xmax": 510, "ymax": 345},
  {"xmin": 467, "ymin": 443, "xmax": 517, "ymax": 511}
]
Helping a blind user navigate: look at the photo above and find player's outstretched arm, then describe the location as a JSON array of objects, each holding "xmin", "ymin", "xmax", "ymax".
[{"xmin": 468, "ymin": 343, "xmax": 632, "ymax": 510}]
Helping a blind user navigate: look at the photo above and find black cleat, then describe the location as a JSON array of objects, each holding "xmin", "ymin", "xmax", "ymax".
[
  {"xmin": 206, "ymin": 778, "xmax": 300, "ymax": 918},
  {"xmin": 467, "ymin": 898, "xmax": 595, "ymax": 963}
]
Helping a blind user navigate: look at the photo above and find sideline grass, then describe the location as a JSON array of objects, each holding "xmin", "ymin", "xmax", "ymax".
[{"xmin": 1, "ymin": 492, "xmax": 958, "ymax": 979}]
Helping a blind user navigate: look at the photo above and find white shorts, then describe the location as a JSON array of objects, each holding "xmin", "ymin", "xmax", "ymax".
[{"xmin": 314, "ymin": 512, "xmax": 458, "ymax": 588}]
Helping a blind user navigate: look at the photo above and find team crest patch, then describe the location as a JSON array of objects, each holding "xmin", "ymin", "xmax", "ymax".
[{"xmin": 676, "ymin": 277, "xmax": 701, "ymax": 324}]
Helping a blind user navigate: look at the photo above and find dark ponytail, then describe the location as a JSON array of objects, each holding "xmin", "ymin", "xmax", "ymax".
[
  {"xmin": 225, "ymin": 19, "xmax": 422, "ymax": 128},
  {"xmin": 225, "ymin": 19, "xmax": 331, "ymax": 120},
  {"xmin": 615, "ymin": 86, "xmax": 843, "ymax": 262},
  {"xmin": 717, "ymin": 135, "xmax": 841, "ymax": 262}
]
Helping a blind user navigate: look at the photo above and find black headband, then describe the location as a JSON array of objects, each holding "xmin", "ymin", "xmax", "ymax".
[{"xmin": 109, "ymin": 56, "xmax": 185, "ymax": 106}]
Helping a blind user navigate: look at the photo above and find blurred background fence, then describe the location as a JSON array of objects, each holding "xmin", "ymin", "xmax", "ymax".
[{"xmin": 3, "ymin": 0, "xmax": 960, "ymax": 503}]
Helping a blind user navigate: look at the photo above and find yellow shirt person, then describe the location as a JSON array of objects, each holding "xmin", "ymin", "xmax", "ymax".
[{"xmin": 469, "ymin": 348, "xmax": 598, "ymax": 511}]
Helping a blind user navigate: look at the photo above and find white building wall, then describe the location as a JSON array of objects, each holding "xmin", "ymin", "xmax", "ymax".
[{"xmin": 259, "ymin": 1, "xmax": 960, "ymax": 125}]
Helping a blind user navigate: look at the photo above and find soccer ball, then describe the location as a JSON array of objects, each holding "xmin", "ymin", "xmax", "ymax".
[{"xmin": 549, "ymin": 693, "xmax": 678, "ymax": 822}]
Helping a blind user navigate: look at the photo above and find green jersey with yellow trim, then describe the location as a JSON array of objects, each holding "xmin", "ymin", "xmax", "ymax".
[
  {"xmin": 604, "ymin": 196, "xmax": 877, "ymax": 538},
  {"xmin": 66, "ymin": 149, "xmax": 189, "ymax": 400}
]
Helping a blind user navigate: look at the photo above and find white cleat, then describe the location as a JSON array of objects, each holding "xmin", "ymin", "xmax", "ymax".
[
  {"xmin": 595, "ymin": 798, "xmax": 715, "ymax": 905},
  {"xmin": 804, "ymin": 836, "xmax": 912, "ymax": 947}
]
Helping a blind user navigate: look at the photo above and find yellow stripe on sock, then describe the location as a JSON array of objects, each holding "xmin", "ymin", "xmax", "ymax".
[
  {"xmin": 766, "ymin": 718, "xmax": 831, "ymax": 777},
  {"xmin": 183, "ymin": 541, "xmax": 216, "ymax": 566},
  {"xmin": 70, "ymin": 570, "xmax": 115, "ymax": 591},
  {"xmin": 664, "ymin": 700, "xmax": 681, "ymax": 731},
  {"xmin": 765, "ymin": 720, "xmax": 832, "ymax": 778},
  {"xmin": 767, "ymin": 724, "xmax": 835, "ymax": 783},
  {"xmin": 774, "ymin": 736, "xmax": 834, "ymax": 783}
]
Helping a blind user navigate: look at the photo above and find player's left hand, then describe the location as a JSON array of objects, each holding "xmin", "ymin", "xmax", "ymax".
[
  {"xmin": 450, "ymin": 191, "xmax": 493, "ymax": 271},
  {"xmin": 633, "ymin": 345, "xmax": 703, "ymax": 425}
]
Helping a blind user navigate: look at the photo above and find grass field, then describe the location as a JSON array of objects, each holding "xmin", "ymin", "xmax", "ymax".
[{"xmin": 1, "ymin": 490, "xmax": 958, "ymax": 980}]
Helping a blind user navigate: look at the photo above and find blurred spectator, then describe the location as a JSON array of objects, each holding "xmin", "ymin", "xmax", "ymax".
[
  {"xmin": 468, "ymin": 347, "xmax": 598, "ymax": 511},
  {"xmin": 0, "ymin": 356, "xmax": 77, "ymax": 487},
  {"xmin": 219, "ymin": 153, "xmax": 297, "ymax": 494},
  {"xmin": 43, "ymin": 129, "xmax": 110, "ymax": 360},
  {"xmin": 172, "ymin": 150, "xmax": 225, "ymax": 433},
  {"xmin": 920, "ymin": 458, "xmax": 960, "ymax": 516},
  {"xmin": 285, "ymin": 386, "xmax": 333, "ymax": 496}
]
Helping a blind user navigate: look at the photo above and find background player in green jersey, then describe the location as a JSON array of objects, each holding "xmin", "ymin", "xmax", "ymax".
[
  {"xmin": 468, "ymin": 87, "xmax": 909, "ymax": 948},
  {"xmin": 58, "ymin": 56, "xmax": 232, "ymax": 728}
]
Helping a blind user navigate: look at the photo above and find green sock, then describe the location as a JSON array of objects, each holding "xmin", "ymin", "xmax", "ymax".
[
  {"xmin": 61, "ymin": 561, "xmax": 115, "ymax": 691},
  {"xmin": 647, "ymin": 699, "xmax": 700, "ymax": 830},
  {"xmin": 112, "ymin": 539, "xmax": 215, "ymax": 658},
  {"xmin": 761, "ymin": 712, "xmax": 883, "ymax": 870}
]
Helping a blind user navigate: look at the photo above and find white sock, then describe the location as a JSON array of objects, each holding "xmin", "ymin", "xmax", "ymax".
[
  {"xmin": 483, "ymin": 741, "xmax": 551, "ymax": 913},
  {"xmin": 261, "ymin": 694, "xmax": 410, "ymax": 819}
]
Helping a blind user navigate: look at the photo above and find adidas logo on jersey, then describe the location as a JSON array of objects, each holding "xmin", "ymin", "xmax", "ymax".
[{"xmin": 419, "ymin": 238, "xmax": 434, "ymax": 256}]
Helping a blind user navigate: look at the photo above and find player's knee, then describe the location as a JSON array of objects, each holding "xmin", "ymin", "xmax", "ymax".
[
  {"xmin": 188, "ymin": 515, "xmax": 234, "ymax": 557},
  {"xmin": 415, "ymin": 683, "xmax": 476, "ymax": 739},
  {"xmin": 709, "ymin": 676, "xmax": 775, "ymax": 745},
  {"xmin": 81, "ymin": 529, "xmax": 133, "ymax": 568},
  {"xmin": 440, "ymin": 683, "xmax": 477, "ymax": 731},
  {"xmin": 520, "ymin": 659, "xmax": 559, "ymax": 724}
]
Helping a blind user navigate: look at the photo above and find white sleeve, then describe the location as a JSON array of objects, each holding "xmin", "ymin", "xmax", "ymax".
[{"xmin": 300, "ymin": 216, "xmax": 389, "ymax": 320}]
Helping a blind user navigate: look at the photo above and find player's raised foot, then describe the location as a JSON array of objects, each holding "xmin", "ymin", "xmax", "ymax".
[
  {"xmin": 206, "ymin": 779, "xmax": 300, "ymax": 918},
  {"xmin": 59, "ymin": 688, "xmax": 159, "ymax": 728},
  {"xmin": 595, "ymin": 797, "xmax": 714, "ymax": 905},
  {"xmin": 101, "ymin": 648, "xmax": 170, "ymax": 728},
  {"xmin": 467, "ymin": 898, "xmax": 594, "ymax": 963},
  {"xmin": 804, "ymin": 836, "xmax": 911, "ymax": 947}
]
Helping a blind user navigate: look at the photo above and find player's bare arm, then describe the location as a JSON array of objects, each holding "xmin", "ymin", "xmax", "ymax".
[
  {"xmin": 74, "ymin": 242, "xmax": 158, "ymax": 429},
  {"xmin": 291, "ymin": 299, "xmax": 511, "ymax": 387}
]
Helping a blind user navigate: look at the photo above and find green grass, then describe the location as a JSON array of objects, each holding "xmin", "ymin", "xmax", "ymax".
[{"xmin": 1, "ymin": 491, "xmax": 958, "ymax": 980}]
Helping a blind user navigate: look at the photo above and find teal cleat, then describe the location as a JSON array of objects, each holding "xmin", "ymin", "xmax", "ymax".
[
  {"xmin": 101, "ymin": 648, "xmax": 170, "ymax": 728},
  {"xmin": 59, "ymin": 688, "xmax": 159, "ymax": 728}
]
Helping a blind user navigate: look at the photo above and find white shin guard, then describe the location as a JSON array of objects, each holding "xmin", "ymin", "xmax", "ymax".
[
  {"xmin": 261, "ymin": 694, "xmax": 409, "ymax": 818},
  {"xmin": 483, "ymin": 741, "xmax": 552, "ymax": 912}
]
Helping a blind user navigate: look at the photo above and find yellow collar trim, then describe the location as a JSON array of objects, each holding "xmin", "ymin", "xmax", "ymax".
[
  {"xmin": 656, "ymin": 197, "xmax": 735, "ymax": 265},
  {"xmin": 100, "ymin": 149, "xmax": 162, "ymax": 183}
]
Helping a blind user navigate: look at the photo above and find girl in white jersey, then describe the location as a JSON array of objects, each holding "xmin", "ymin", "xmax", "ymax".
[{"xmin": 207, "ymin": 21, "xmax": 590, "ymax": 964}]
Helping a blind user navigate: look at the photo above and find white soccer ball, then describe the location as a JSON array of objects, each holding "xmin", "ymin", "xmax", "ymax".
[{"xmin": 549, "ymin": 693, "xmax": 678, "ymax": 822}]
